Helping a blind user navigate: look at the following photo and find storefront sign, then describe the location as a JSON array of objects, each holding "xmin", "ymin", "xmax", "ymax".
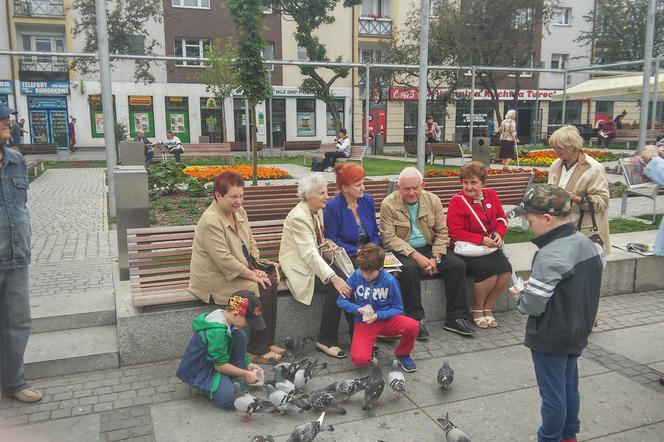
[
  {"xmin": 129, "ymin": 96, "xmax": 153, "ymax": 106},
  {"xmin": 389, "ymin": 87, "xmax": 559, "ymax": 101},
  {"xmin": 274, "ymin": 88, "xmax": 314, "ymax": 97},
  {"xmin": 0, "ymin": 80, "xmax": 13, "ymax": 94},
  {"xmin": 462, "ymin": 113, "xmax": 487, "ymax": 124},
  {"xmin": 20, "ymin": 81, "xmax": 70, "ymax": 95}
]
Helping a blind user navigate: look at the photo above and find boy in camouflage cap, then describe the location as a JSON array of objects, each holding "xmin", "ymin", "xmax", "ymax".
[{"xmin": 511, "ymin": 184, "xmax": 602, "ymax": 442}]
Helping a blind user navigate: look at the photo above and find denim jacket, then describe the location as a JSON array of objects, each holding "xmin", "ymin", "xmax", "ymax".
[{"xmin": 0, "ymin": 146, "xmax": 31, "ymax": 270}]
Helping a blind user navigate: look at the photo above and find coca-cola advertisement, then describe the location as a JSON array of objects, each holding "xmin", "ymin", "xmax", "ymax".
[{"xmin": 389, "ymin": 87, "xmax": 419, "ymax": 101}]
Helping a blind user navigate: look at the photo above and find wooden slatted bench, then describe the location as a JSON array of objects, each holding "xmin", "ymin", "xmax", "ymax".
[
  {"xmin": 282, "ymin": 140, "xmax": 321, "ymax": 158},
  {"xmin": 403, "ymin": 142, "xmax": 418, "ymax": 159},
  {"xmin": 229, "ymin": 141, "xmax": 264, "ymax": 152},
  {"xmin": 27, "ymin": 159, "xmax": 44, "ymax": 178},
  {"xmin": 11, "ymin": 143, "xmax": 58, "ymax": 155},
  {"xmin": 613, "ymin": 129, "xmax": 660, "ymax": 149},
  {"xmin": 337, "ymin": 145, "xmax": 366, "ymax": 165},
  {"xmin": 178, "ymin": 143, "xmax": 234, "ymax": 162},
  {"xmin": 303, "ymin": 143, "xmax": 336, "ymax": 165},
  {"xmin": 424, "ymin": 172, "xmax": 534, "ymax": 207},
  {"xmin": 404, "ymin": 142, "xmax": 467, "ymax": 164}
]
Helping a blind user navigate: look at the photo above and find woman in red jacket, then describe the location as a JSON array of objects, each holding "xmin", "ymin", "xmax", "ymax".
[{"xmin": 446, "ymin": 162, "xmax": 512, "ymax": 329}]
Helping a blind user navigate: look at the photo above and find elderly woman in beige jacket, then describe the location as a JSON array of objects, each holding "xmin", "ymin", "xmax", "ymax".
[
  {"xmin": 279, "ymin": 173, "xmax": 354, "ymax": 359},
  {"xmin": 188, "ymin": 172, "xmax": 285, "ymax": 363},
  {"xmin": 547, "ymin": 125, "xmax": 611, "ymax": 253},
  {"xmin": 499, "ymin": 109, "xmax": 518, "ymax": 170}
]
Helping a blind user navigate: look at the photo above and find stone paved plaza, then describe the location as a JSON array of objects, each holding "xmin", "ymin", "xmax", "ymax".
[{"xmin": 0, "ymin": 165, "xmax": 662, "ymax": 441}]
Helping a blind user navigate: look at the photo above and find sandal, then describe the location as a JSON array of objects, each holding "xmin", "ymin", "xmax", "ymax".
[
  {"xmin": 314, "ymin": 341, "xmax": 347, "ymax": 359},
  {"xmin": 250, "ymin": 351, "xmax": 282, "ymax": 364},
  {"xmin": 483, "ymin": 310, "xmax": 498, "ymax": 328},
  {"xmin": 269, "ymin": 345, "xmax": 286, "ymax": 355},
  {"xmin": 471, "ymin": 309, "xmax": 488, "ymax": 329}
]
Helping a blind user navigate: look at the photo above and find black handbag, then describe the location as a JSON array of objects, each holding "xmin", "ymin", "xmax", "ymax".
[
  {"xmin": 241, "ymin": 240, "xmax": 275, "ymax": 273},
  {"xmin": 577, "ymin": 202, "xmax": 604, "ymax": 247}
]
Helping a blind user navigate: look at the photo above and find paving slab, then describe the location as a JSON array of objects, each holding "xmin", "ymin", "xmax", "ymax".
[
  {"xmin": 30, "ymin": 290, "xmax": 116, "ymax": 333},
  {"xmin": 584, "ymin": 421, "xmax": 664, "ymax": 441},
  {"xmin": 589, "ymin": 323, "xmax": 664, "ymax": 365},
  {"xmin": 0, "ymin": 414, "xmax": 99, "ymax": 442},
  {"xmin": 402, "ymin": 346, "xmax": 608, "ymax": 408},
  {"xmin": 421, "ymin": 372, "xmax": 664, "ymax": 441}
]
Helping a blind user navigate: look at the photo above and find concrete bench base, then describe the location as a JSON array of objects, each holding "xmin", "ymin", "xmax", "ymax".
[{"xmin": 115, "ymin": 231, "xmax": 664, "ymax": 366}]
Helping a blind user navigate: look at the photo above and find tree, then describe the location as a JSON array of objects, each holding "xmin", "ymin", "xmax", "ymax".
[
  {"xmin": 273, "ymin": 0, "xmax": 362, "ymax": 134},
  {"xmin": 196, "ymin": 40, "xmax": 238, "ymax": 143},
  {"xmin": 576, "ymin": 0, "xmax": 664, "ymax": 66},
  {"xmin": 72, "ymin": 0, "xmax": 163, "ymax": 83},
  {"xmin": 223, "ymin": 0, "xmax": 273, "ymax": 185}
]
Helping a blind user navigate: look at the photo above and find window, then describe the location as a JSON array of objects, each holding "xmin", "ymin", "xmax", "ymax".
[
  {"xmin": 361, "ymin": 0, "xmax": 390, "ymax": 17},
  {"xmin": 326, "ymin": 99, "xmax": 345, "ymax": 136},
  {"xmin": 127, "ymin": 35, "xmax": 145, "ymax": 55},
  {"xmin": 429, "ymin": 0, "xmax": 442, "ymax": 17},
  {"xmin": 174, "ymin": 38, "xmax": 211, "ymax": 66},
  {"xmin": 514, "ymin": 8, "xmax": 534, "ymax": 29},
  {"xmin": 595, "ymin": 101, "xmax": 614, "ymax": 117},
  {"xmin": 548, "ymin": 101, "xmax": 582, "ymax": 129},
  {"xmin": 171, "ymin": 0, "xmax": 210, "ymax": 8},
  {"xmin": 262, "ymin": 42, "xmax": 275, "ymax": 71},
  {"xmin": 297, "ymin": 46, "xmax": 309, "ymax": 62},
  {"xmin": 262, "ymin": 0, "xmax": 273, "ymax": 14},
  {"xmin": 551, "ymin": 53, "xmax": 569, "ymax": 70},
  {"xmin": 296, "ymin": 99, "xmax": 316, "ymax": 137},
  {"xmin": 552, "ymin": 7, "xmax": 571, "ymax": 26}
]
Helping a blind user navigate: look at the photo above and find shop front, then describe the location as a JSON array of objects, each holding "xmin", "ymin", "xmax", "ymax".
[
  {"xmin": 128, "ymin": 96, "xmax": 155, "ymax": 138},
  {"xmin": 389, "ymin": 87, "xmax": 447, "ymax": 143},
  {"xmin": 20, "ymin": 80, "xmax": 70, "ymax": 148},
  {"xmin": 200, "ymin": 97, "xmax": 223, "ymax": 142},
  {"xmin": 0, "ymin": 80, "xmax": 12, "ymax": 108},
  {"xmin": 88, "ymin": 94, "xmax": 116, "ymax": 139},
  {"xmin": 165, "ymin": 96, "xmax": 190, "ymax": 143}
]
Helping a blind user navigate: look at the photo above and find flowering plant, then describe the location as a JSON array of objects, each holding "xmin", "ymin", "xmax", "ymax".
[{"xmin": 183, "ymin": 165, "xmax": 290, "ymax": 181}]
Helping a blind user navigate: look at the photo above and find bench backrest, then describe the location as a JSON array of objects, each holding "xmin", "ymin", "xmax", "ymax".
[
  {"xmin": 423, "ymin": 172, "xmax": 533, "ymax": 207},
  {"xmin": 428, "ymin": 143, "xmax": 463, "ymax": 157},
  {"xmin": 346, "ymin": 145, "xmax": 366, "ymax": 160},
  {"xmin": 403, "ymin": 142, "xmax": 418, "ymax": 154},
  {"xmin": 11, "ymin": 143, "xmax": 58, "ymax": 155},
  {"xmin": 230, "ymin": 141, "xmax": 264, "ymax": 152},
  {"xmin": 615, "ymin": 129, "xmax": 660, "ymax": 138},
  {"xmin": 284, "ymin": 140, "xmax": 321, "ymax": 151},
  {"xmin": 184, "ymin": 143, "xmax": 232, "ymax": 152}
]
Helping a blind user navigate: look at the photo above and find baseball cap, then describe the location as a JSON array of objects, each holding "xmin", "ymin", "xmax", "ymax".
[
  {"xmin": 227, "ymin": 290, "xmax": 266, "ymax": 331},
  {"xmin": 0, "ymin": 104, "xmax": 18, "ymax": 119},
  {"xmin": 509, "ymin": 184, "xmax": 572, "ymax": 218}
]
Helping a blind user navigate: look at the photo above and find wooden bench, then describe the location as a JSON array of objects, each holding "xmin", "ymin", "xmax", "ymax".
[
  {"xmin": 424, "ymin": 172, "xmax": 534, "ymax": 207},
  {"xmin": 282, "ymin": 140, "xmax": 321, "ymax": 158},
  {"xmin": 404, "ymin": 142, "xmax": 468, "ymax": 164},
  {"xmin": 336, "ymin": 145, "xmax": 366, "ymax": 164},
  {"xmin": 176, "ymin": 143, "xmax": 235, "ymax": 163},
  {"xmin": 26, "ymin": 159, "xmax": 44, "ymax": 178},
  {"xmin": 10, "ymin": 143, "xmax": 58, "ymax": 155},
  {"xmin": 303, "ymin": 143, "xmax": 336, "ymax": 165},
  {"xmin": 230, "ymin": 141, "xmax": 264, "ymax": 153},
  {"xmin": 613, "ymin": 129, "xmax": 660, "ymax": 149},
  {"xmin": 403, "ymin": 142, "xmax": 418, "ymax": 159},
  {"xmin": 619, "ymin": 159, "xmax": 664, "ymax": 224}
]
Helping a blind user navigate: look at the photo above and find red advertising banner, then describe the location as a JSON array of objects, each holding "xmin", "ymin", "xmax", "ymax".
[{"xmin": 388, "ymin": 87, "xmax": 560, "ymax": 101}]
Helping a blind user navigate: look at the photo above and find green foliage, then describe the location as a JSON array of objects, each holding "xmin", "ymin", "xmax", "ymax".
[
  {"xmin": 114, "ymin": 120, "xmax": 128, "ymax": 144},
  {"xmin": 147, "ymin": 162, "xmax": 207, "ymax": 198},
  {"xmin": 197, "ymin": 40, "xmax": 238, "ymax": 105},
  {"xmin": 576, "ymin": 0, "xmax": 664, "ymax": 65},
  {"xmin": 72, "ymin": 0, "xmax": 163, "ymax": 83}
]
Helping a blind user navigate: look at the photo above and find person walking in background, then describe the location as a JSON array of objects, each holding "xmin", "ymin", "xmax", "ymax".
[
  {"xmin": 9, "ymin": 118, "xmax": 21, "ymax": 145},
  {"xmin": 499, "ymin": 110, "xmax": 518, "ymax": 170},
  {"xmin": 18, "ymin": 118, "xmax": 27, "ymax": 144},
  {"xmin": 511, "ymin": 184, "xmax": 602, "ymax": 442},
  {"xmin": 68, "ymin": 117, "xmax": 77, "ymax": 152},
  {"xmin": 0, "ymin": 104, "xmax": 42, "ymax": 403},
  {"xmin": 425, "ymin": 115, "xmax": 441, "ymax": 144}
]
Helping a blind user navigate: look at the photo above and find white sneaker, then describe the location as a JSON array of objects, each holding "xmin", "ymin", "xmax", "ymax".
[{"xmin": 324, "ymin": 167, "xmax": 334, "ymax": 172}]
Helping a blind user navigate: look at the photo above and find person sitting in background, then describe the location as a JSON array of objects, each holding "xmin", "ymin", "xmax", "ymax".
[
  {"xmin": 322, "ymin": 128, "xmax": 351, "ymax": 172},
  {"xmin": 613, "ymin": 110, "xmax": 627, "ymax": 129},
  {"xmin": 337, "ymin": 244, "xmax": 420, "ymax": 371},
  {"xmin": 446, "ymin": 161, "xmax": 512, "ymax": 329},
  {"xmin": 597, "ymin": 120, "xmax": 616, "ymax": 149},
  {"xmin": 134, "ymin": 129, "xmax": 155, "ymax": 163},
  {"xmin": 323, "ymin": 163, "xmax": 380, "ymax": 261},
  {"xmin": 160, "ymin": 131, "xmax": 184, "ymax": 162}
]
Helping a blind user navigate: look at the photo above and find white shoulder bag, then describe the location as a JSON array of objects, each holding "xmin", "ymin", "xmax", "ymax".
[{"xmin": 453, "ymin": 195, "xmax": 498, "ymax": 257}]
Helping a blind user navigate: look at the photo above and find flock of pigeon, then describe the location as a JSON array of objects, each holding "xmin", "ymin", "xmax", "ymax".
[{"xmin": 229, "ymin": 337, "xmax": 471, "ymax": 442}]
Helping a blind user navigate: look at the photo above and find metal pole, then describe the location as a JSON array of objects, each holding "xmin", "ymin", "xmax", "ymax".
[
  {"xmin": 561, "ymin": 69, "xmax": 568, "ymax": 125},
  {"xmin": 244, "ymin": 99, "xmax": 250, "ymax": 160},
  {"xmin": 650, "ymin": 55, "xmax": 660, "ymax": 130},
  {"xmin": 534, "ymin": 70, "xmax": 541, "ymax": 143},
  {"xmin": 364, "ymin": 63, "xmax": 370, "ymax": 155},
  {"xmin": 95, "ymin": 0, "xmax": 117, "ymax": 217},
  {"xmin": 638, "ymin": 0, "xmax": 657, "ymax": 152},
  {"xmin": 415, "ymin": 0, "xmax": 431, "ymax": 173},
  {"xmin": 268, "ymin": 98, "xmax": 273, "ymax": 150},
  {"xmin": 468, "ymin": 66, "xmax": 476, "ymax": 151}
]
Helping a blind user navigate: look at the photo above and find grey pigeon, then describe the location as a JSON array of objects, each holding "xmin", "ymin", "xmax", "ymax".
[
  {"xmin": 287, "ymin": 411, "xmax": 334, "ymax": 442},
  {"xmin": 437, "ymin": 361, "xmax": 454, "ymax": 390},
  {"xmin": 275, "ymin": 379, "xmax": 297, "ymax": 394},
  {"xmin": 359, "ymin": 360, "xmax": 384, "ymax": 411},
  {"xmin": 266, "ymin": 384, "xmax": 310, "ymax": 414},
  {"xmin": 233, "ymin": 383, "xmax": 275, "ymax": 422},
  {"xmin": 251, "ymin": 436, "xmax": 275, "ymax": 442},
  {"xmin": 387, "ymin": 360, "xmax": 406, "ymax": 399},
  {"xmin": 285, "ymin": 336, "xmax": 308, "ymax": 355},
  {"xmin": 323, "ymin": 378, "xmax": 364, "ymax": 401},
  {"xmin": 438, "ymin": 412, "xmax": 472, "ymax": 442},
  {"xmin": 307, "ymin": 390, "xmax": 346, "ymax": 415},
  {"xmin": 293, "ymin": 361, "xmax": 328, "ymax": 389}
]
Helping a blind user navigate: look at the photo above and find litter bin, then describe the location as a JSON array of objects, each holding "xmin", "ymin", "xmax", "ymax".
[
  {"xmin": 374, "ymin": 134, "xmax": 385, "ymax": 155},
  {"xmin": 472, "ymin": 136, "xmax": 491, "ymax": 167}
]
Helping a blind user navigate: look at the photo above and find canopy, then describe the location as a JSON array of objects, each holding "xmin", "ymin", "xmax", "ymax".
[{"xmin": 550, "ymin": 72, "xmax": 664, "ymax": 101}]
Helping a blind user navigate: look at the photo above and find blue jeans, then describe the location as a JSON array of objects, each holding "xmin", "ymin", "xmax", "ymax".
[
  {"xmin": 531, "ymin": 351, "xmax": 581, "ymax": 442},
  {"xmin": 208, "ymin": 327, "xmax": 247, "ymax": 409},
  {"xmin": 0, "ymin": 267, "xmax": 31, "ymax": 394}
]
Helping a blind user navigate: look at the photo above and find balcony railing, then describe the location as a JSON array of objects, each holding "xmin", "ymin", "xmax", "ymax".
[
  {"xmin": 19, "ymin": 56, "xmax": 68, "ymax": 72},
  {"xmin": 358, "ymin": 17, "xmax": 393, "ymax": 37},
  {"xmin": 13, "ymin": 0, "xmax": 64, "ymax": 17}
]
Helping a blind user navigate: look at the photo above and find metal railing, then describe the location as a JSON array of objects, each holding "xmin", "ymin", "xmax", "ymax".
[
  {"xmin": 19, "ymin": 56, "xmax": 68, "ymax": 72},
  {"xmin": 13, "ymin": 0, "xmax": 64, "ymax": 17},
  {"xmin": 358, "ymin": 17, "xmax": 393, "ymax": 37}
]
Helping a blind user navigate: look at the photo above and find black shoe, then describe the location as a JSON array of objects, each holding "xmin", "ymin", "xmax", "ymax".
[
  {"xmin": 377, "ymin": 335, "xmax": 399, "ymax": 343},
  {"xmin": 444, "ymin": 318, "xmax": 475, "ymax": 336},
  {"xmin": 417, "ymin": 320, "xmax": 429, "ymax": 341},
  {"xmin": 372, "ymin": 345, "xmax": 379, "ymax": 360}
]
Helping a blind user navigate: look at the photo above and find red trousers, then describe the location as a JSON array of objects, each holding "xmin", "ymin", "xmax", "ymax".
[{"xmin": 350, "ymin": 315, "xmax": 419, "ymax": 367}]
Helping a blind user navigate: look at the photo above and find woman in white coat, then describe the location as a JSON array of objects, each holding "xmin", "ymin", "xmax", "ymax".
[{"xmin": 279, "ymin": 174, "xmax": 354, "ymax": 358}]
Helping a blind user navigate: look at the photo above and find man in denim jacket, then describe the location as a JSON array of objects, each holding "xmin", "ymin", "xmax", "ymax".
[{"xmin": 0, "ymin": 104, "xmax": 42, "ymax": 403}]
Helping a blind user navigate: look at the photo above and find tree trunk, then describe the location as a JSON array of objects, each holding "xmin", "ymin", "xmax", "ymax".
[
  {"xmin": 219, "ymin": 96, "xmax": 227, "ymax": 143},
  {"xmin": 325, "ymin": 96, "xmax": 342, "ymax": 135},
  {"xmin": 250, "ymin": 103, "xmax": 258, "ymax": 186}
]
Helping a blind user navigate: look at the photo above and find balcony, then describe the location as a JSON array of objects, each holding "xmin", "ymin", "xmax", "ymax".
[
  {"xmin": 19, "ymin": 56, "xmax": 68, "ymax": 72},
  {"xmin": 358, "ymin": 17, "xmax": 393, "ymax": 37},
  {"xmin": 13, "ymin": 0, "xmax": 64, "ymax": 18}
]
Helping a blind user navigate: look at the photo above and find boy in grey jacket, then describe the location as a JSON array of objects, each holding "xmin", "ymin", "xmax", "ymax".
[{"xmin": 511, "ymin": 185, "xmax": 603, "ymax": 442}]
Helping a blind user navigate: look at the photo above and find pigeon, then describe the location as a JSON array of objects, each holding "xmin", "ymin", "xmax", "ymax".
[
  {"xmin": 233, "ymin": 383, "xmax": 275, "ymax": 422},
  {"xmin": 287, "ymin": 411, "xmax": 334, "ymax": 442},
  {"xmin": 437, "ymin": 361, "xmax": 454, "ymax": 390},
  {"xmin": 307, "ymin": 390, "xmax": 347, "ymax": 415},
  {"xmin": 387, "ymin": 360, "xmax": 406, "ymax": 399},
  {"xmin": 284, "ymin": 336, "xmax": 308, "ymax": 356},
  {"xmin": 293, "ymin": 361, "xmax": 328, "ymax": 389},
  {"xmin": 275, "ymin": 358, "xmax": 319, "ymax": 383},
  {"xmin": 275, "ymin": 379, "xmax": 298, "ymax": 394},
  {"xmin": 437, "ymin": 413, "xmax": 472, "ymax": 442},
  {"xmin": 251, "ymin": 436, "xmax": 275, "ymax": 442},
  {"xmin": 323, "ymin": 378, "xmax": 364, "ymax": 401},
  {"xmin": 266, "ymin": 384, "xmax": 310, "ymax": 414},
  {"xmin": 359, "ymin": 360, "xmax": 384, "ymax": 411}
]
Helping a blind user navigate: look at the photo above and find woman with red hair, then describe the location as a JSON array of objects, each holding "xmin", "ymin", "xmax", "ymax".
[{"xmin": 323, "ymin": 163, "xmax": 381, "ymax": 260}]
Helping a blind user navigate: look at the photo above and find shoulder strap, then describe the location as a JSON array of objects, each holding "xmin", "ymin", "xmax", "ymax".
[
  {"xmin": 576, "ymin": 202, "xmax": 599, "ymax": 232},
  {"xmin": 455, "ymin": 194, "xmax": 489, "ymax": 234}
]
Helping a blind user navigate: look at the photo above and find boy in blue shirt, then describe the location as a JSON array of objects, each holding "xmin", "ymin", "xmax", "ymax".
[{"xmin": 337, "ymin": 244, "xmax": 420, "ymax": 372}]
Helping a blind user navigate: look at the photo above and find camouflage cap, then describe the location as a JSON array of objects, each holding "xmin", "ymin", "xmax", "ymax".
[{"xmin": 510, "ymin": 184, "xmax": 572, "ymax": 217}]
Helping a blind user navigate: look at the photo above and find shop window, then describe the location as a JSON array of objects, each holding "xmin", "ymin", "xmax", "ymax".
[
  {"xmin": 595, "ymin": 101, "xmax": 614, "ymax": 117},
  {"xmin": 548, "ymin": 101, "xmax": 582, "ymax": 131},
  {"xmin": 128, "ymin": 96, "xmax": 155, "ymax": 138},
  {"xmin": 200, "ymin": 97, "xmax": 223, "ymax": 142},
  {"xmin": 174, "ymin": 38, "xmax": 211, "ymax": 66},
  {"xmin": 88, "ymin": 94, "xmax": 117, "ymax": 139},
  {"xmin": 165, "ymin": 96, "xmax": 190, "ymax": 143},
  {"xmin": 326, "ymin": 99, "xmax": 345, "ymax": 136},
  {"xmin": 172, "ymin": 0, "xmax": 210, "ymax": 8},
  {"xmin": 297, "ymin": 99, "xmax": 316, "ymax": 137}
]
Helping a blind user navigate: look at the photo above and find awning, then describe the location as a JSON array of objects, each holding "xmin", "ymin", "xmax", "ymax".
[{"xmin": 550, "ymin": 72, "xmax": 664, "ymax": 101}]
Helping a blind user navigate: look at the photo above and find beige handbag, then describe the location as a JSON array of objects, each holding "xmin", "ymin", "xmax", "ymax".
[{"xmin": 318, "ymin": 239, "xmax": 354, "ymax": 278}]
